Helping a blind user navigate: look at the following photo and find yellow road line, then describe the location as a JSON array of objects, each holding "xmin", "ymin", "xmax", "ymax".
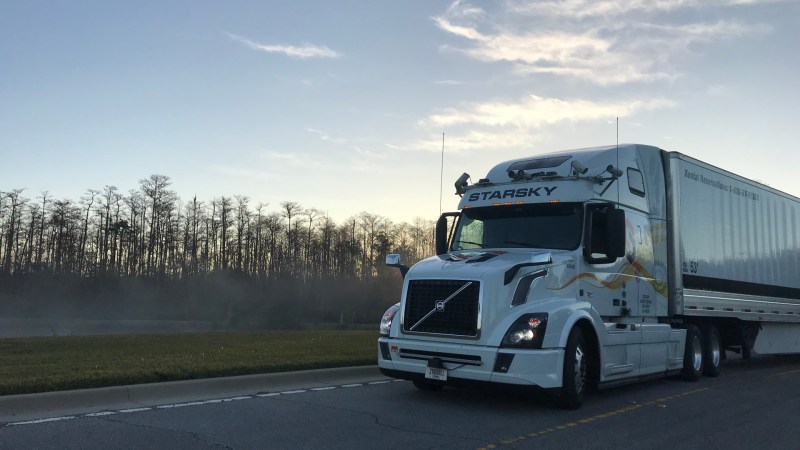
[{"xmin": 476, "ymin": 387, "xmax": 709, "ymax": 450}]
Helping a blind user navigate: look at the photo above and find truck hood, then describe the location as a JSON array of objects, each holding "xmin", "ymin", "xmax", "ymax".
[{"xmin": 408, "ymin": 249, "xmax": 566, "ymax": 281}]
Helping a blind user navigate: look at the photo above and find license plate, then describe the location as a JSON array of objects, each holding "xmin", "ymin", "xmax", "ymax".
[{"xmin": 425, "ymin": 366, "xmax": 447, "ymax": 381}]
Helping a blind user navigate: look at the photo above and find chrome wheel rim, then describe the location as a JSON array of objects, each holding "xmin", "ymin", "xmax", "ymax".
[
  {"xmin": 710, "ymin": 333, "xmax": 721, "ymax": 368},
  {"xmin": 574, "ymin": 344, "xmax": 586, "ymax": 393},
  {"xmin": 691, "ymin": 335, "xmax": 703, "ymax": 372}
]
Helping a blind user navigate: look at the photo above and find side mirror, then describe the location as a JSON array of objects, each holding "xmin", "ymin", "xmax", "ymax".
[
  {"xmin": 436, "ymin": 212, "xmax": 460, "ymax": 255},
  {"xmin": 385, "ymin": 254, "xmax": 409, "ymax": 278},
  {"xmin": 606, "ymin": 209, "xmax": 626, "ymax": 259},
  {"xmin": 584, "ymin": 206, "xmax": 625, "ymax": 264}
]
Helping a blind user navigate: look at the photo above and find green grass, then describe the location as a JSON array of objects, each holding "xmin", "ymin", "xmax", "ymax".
[{"xmin": 0, "ymin": 330, "xmax": 377, "ymax": 396}]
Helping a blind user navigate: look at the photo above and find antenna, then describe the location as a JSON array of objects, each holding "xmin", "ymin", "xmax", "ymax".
[
  {"xmin": 439, "ymin": 132, "xmax": 445, "ymax": 215},
  {"xmin": 616, "ymin": 117, "xmax": 620, "ymax": 204}
]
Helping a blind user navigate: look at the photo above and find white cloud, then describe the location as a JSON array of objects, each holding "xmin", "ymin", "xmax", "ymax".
[
  {"xmin": 422, "ymin": 95, "xmax": 675, "ymax": 129},
  {"xmin": 506, "ymin": 0, "xmax": 782, "ymax": 18},
  {"xmin": 306, "ymin": 127, "xmax": 346, "ymax": 144},
  {"xmin": 444, "ymin": 0, "xmax": 485, "ymax": 18},
  {"xmin": 389, "ymin": 130, "xmax": 538, "ymax": 153},
  {"xmin": 393, "ymin": 94, "xmax": 675, "ymax": 154},
  {"xmin": 227, "ymin": 33, "xmax": 341, "ymax": 59},
  {"xmin": 435, "ymin": 79, "xmax": 466, "ymax": 85},
  {"xmin": 434, "ymin": 1, "xmax": 771, "ymax": 85}
]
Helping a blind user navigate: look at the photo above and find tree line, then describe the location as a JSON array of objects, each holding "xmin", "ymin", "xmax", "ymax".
[{"xmin": 0, "ymin": 175, "xmax": 436, "ymax": 328}]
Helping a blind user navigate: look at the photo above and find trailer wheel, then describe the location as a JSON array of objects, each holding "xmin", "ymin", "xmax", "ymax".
[
  {"xmin": 682, "ymin": 324, "xmax": 704, "ymax": 381},
  {"xmin": 701, "ymin": 324, "xmax": 722, "ymax": 377},
  {"xmin": 559, "ymin": 327, "xmax": 588, "ymax": 409}
]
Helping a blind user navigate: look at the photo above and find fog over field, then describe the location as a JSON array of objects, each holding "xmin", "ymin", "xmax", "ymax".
[{"xmin": 1, "ymin": 177, "xmax": 429, "ymax": 336}]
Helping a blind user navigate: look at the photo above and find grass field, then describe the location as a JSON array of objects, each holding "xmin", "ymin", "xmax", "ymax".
[{"xmin": 0, "ymin": 330, "xmax": 377, "ymax": 396}]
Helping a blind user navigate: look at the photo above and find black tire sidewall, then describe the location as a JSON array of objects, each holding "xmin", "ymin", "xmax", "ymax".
[
  {"xmin": 560, "ymin": 327, "xmax": 587, "ymax": 409},
  {"xmin": 682, "ymin": 324, "xmax": 704, "ymax": 381},
  {"xmin": 701, "ymin": 324, "xmax": 722, "ymax": 377}
]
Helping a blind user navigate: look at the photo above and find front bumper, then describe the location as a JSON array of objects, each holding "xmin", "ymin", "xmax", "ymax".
[{"xmin": 377, "ymin": 337, "xmax": 564, "ymax": 389}]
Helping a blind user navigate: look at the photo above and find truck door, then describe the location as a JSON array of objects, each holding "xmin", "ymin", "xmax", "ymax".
[{"xmin": 582, "ymin": 204, "xmax": 628, "ymax": 317}]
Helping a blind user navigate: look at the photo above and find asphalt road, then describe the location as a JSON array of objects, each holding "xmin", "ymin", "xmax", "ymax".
[{"xmin": 2, "ymin": 354, "xmax": 799, "ymax": 449}]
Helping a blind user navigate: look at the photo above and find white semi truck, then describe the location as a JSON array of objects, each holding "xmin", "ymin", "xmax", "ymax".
[{"xmin": 378, "ymin": 144, "xmax": 800, "ymax": 408}]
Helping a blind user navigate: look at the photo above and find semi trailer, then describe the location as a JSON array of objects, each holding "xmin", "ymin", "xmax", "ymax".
[{"xmin": 377, "ymin": 143, "xmax": 800, "ymax": 408}]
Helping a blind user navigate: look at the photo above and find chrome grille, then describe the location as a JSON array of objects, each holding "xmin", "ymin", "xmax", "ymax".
[{"xmin": 403, "ymin": 279, "xmax": 480, "ymax": 337}]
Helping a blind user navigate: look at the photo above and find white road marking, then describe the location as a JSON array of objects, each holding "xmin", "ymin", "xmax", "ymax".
[
  {"xmin": 222, "ymin": 396, "xmax": 252, "ymax": 402},
  {"xmin": 8, "ymin": 416, "xmax": 75, "ymax": 426},
  {"xmin": 118, "ymin": 408, "xmax": 152, "ymax": 414},
  {"xmin": 2, "ymin": 378, "xmax": 394, "ymax": 428}
]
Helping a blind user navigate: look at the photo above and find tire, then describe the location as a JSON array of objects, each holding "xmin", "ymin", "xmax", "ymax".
[
  {"xmin": 413, "ymin": 378, "xmax": 443, "ymax": 391},
  {"xmin": 701, "ymin": 324, "xmax": 722, "ymax": 377},
  {"xmin": 560, "ymin": 327, "xmax": 589, "ymax": 409},
  {"xmin": 682, "ymin": 324, "xmax": 704, "ymax": 381}
]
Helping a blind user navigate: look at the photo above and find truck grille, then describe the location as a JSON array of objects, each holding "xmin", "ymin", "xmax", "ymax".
[{"xmin": 403, "ymin": 280, "xmax": 480, "ymax": 337}]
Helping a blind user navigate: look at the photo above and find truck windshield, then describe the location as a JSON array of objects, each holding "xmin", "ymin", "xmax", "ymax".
[{"xmin": 451, "ymin": 203, "xmax": 583, "ymax": 251}]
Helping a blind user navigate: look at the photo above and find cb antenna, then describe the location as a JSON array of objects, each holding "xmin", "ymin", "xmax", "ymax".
[
  {"xmin": 616, "ymin": 117, "xmax": 620, "ymax": 204},
  {"xmin": 439, "ymin": 132, "xmax": 445, "ymax": 215}
]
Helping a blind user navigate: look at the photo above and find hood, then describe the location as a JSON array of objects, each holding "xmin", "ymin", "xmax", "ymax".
[{"xmin": 409, "ymin": 249, "xmax": 562, "ymax": 282}]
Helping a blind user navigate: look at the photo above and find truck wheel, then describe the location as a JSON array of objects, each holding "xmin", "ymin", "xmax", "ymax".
[
  {"xmin": 682, "ymin": 324, "xmax": 704, "ymax": 381},
  {"xmin": 701, "ymin": 324, "xmax": 722, "ymax": 377},
  {"xmin": 559, "ymin": 327, "xmax": 588, "ymax": 409},
  {"xmin": 413, "ymin": 379, "xmax": 443, "ymax": 391}
]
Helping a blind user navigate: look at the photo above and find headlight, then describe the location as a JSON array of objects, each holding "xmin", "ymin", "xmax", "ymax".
[
  {"xmin": 379, "ymin": 303, "xmax": 401, "ymax": 337},
  {"xmin": 500, "ymin": 313, "xmax": 548, "ymax": 349}
]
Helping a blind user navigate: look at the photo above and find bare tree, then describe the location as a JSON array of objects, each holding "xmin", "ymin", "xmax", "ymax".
[
  {"xmin": 1, "ymin": 189, "xmax": 27, "ymax": 274},
  {"xmin": 281, "ymin": 201, "xmax": 302, "ymax": 276}
]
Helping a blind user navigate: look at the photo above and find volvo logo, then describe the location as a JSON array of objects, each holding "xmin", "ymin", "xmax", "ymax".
[{"xmin": 409, "ymin": 281, "xmax": 473, "ymax": 331}]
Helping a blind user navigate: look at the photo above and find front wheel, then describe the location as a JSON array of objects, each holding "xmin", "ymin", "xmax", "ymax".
[
  {"xmin": 682, "ymin": 324, "xmax": 704, "ymax": 381},
  {"xmin": 559, "ymin": 327, "xmax": 589, "ymax": 409}
]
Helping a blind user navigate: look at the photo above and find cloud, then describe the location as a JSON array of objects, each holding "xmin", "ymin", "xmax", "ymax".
[
  {"xmin": 392, "ymin": 94, "xmax": 675, "ymax": 154},
  {"xmin": 306, "ymin": 127, "xmax": 347, "ymax": 144},
  {"xmin": 405, "ymin": 130, "xmax": 541, "ymax": 153},
  {"xmin": 435, "ymin": 80, "xmax": 466, "ymax": 86},
  {"xmin": 422, "ymin": 95, "xmax": 675, "ymax": 129},
  {"xmin": 506, "ymin": 0, "xmax": 783, "ymax": 19},
  {"xmin": 227, "ymin": 33, "xmax": 341, "ymax": 59},
  {"xmin": 434, "ymin": 1, "xmax": 771, "ymax": 85},
  {"xmin": 265, "ymin": 151, "xmax": 298, "ymax": 160}
]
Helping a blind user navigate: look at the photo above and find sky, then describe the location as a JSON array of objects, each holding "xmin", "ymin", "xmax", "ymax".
[{"xmin": 1, "ymin": 0, "xmax": 798, "ymax": 224}]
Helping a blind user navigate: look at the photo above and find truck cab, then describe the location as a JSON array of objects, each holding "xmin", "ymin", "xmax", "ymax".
[{"xmin": 378, "ymin": 144, "xmax": 686, "ymax": 409}]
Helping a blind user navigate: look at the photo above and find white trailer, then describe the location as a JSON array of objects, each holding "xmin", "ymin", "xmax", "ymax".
[{"xmin": 378, "ymin": 144, "xmax": 800, "ymax": 408}]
